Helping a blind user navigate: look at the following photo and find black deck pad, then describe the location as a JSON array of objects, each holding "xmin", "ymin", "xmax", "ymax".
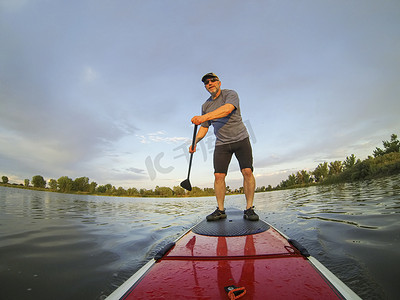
[{"xmin": 192, "ymin": 208, "xmax": 270, "ymax": 237}]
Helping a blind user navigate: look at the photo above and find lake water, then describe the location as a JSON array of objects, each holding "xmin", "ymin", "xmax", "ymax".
[{"xmin": 1, "ymin": 175, "xmax": 399, "ymax": 300}]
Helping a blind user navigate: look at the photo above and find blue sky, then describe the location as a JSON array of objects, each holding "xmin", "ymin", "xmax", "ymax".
[{"xmin": 1, "ymin": 0, "xmax": 399, "ymax": 190}]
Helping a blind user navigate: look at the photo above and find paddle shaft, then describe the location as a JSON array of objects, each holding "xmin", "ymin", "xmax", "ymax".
[{"xmin": 186, "ymin": 124, "xmax": 198, "ymax": 179}]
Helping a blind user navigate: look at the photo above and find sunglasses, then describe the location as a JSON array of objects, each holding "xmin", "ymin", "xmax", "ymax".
[{"xmin": 204, "ymin": 78, "xmax": 219, "ymax": 85}]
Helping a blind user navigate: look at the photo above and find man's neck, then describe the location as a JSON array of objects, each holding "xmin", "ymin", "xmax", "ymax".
[{"xmin": 212, "ymin": 89, "xmax": 222, "ymax": 100}]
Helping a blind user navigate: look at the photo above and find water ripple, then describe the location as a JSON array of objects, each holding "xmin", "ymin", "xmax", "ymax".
[{"xmin": 1, "ymin": 175, "xmax": 399, "ymax": 299}]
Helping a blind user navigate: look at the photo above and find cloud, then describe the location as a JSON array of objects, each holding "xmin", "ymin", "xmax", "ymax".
[
  {"xmin": 1, "ymin": 0, "xmax": 399, "ymax": 191},
  {"xmin": 137, "ymin": 131, "xmax": 189, "ymax": 144},
  {"xmin": 82, "ymin": 66, "xmax": 98, "ymax": 83},
  {"xmin": 0, "ymin": 0, "xmax": 29, "ymax": 12},
  {"xmin": 126, "ymin": 167, "xmax": 145, "ymax": 174},
  {"xmin": 0, "ymin": 92, "xmax": 140, "ymax": 179}
]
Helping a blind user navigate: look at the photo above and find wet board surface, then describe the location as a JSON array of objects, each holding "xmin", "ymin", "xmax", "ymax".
[
  {"xmin": 192, "ymin": 208, "xmax": 270, "ymax": 237},
  {"xmin": 107, "ymin": 209, "xmax": 361, "ymax": 300}
]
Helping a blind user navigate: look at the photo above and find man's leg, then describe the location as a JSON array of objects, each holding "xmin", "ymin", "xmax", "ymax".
[
  {"xmin": 206, "ymin": 172, "xmax": 227, "ymax": 221},
  {"xmin": 242, "ymin": 168, "xmax": 255, "ymax": 209},
  {"xmin": 213, "ymin": 143, "xmax": 232, "ymax": 212},
  {"xmin": 214, "ymin": 172, "xmax": 226, "ymax": 210}
]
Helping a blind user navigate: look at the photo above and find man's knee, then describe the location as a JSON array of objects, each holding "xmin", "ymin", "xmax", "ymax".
[
  {"xmin": 241, "ymin": 168, "xmax": 253, "ymax": 178},
  {"xmin": 214, "ymin": 173, "xmax": 226, "ymax": 183}
]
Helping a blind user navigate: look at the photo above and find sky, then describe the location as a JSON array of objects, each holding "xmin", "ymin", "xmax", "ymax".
[{"xmin": 1, "ymin": 0, "xmax": 399, "ymax": 190}]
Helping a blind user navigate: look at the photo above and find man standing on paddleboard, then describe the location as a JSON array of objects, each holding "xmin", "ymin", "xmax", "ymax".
[{"xmin": 190, "ymin": 73, "xmax": 259, "ymax": 221}]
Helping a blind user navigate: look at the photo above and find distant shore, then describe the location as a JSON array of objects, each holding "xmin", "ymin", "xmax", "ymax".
[{"xmin": 2, "ymin": 134, "xmax": 399, "ymax": 198}]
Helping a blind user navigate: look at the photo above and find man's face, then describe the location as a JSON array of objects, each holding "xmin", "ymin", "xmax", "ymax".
[{"xmin": 204, "ymin": 77, "xmax": 221, "ymax": 97}]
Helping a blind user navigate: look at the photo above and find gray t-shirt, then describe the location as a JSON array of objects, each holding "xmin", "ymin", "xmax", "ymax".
[{"xmin": 201, "ymin": 89, "xmax": 249, "ymax": 146}]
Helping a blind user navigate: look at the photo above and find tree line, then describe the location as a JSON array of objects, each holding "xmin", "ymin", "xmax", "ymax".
[
  {"xmin": 2, "ymin": 133, "xmax": 399, "ymax": 196},
  {"xmin": 1, "ymin": 174, "xmax": 241, "ymax": 197},
  {"xmin": 271, "ymin": 133, "xmax": 400, "ymax": 190}
]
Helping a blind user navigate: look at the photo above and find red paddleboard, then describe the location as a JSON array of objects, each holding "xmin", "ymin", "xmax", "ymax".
[{"xmin": 106, "ymin": 208, "xmax": 361, "ymax": 299}]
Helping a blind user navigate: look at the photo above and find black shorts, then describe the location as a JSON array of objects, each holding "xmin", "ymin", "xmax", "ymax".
[{"xmin": 213, "ymin": 137, "xmax": 253, "ymax": 174}]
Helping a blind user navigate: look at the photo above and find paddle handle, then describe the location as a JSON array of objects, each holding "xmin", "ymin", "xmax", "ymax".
[
  {"xmin": 187, "ymin": 125, "xmax": 198, "ymax": 178},
  {"xmin": 191, "ymin": 124, "xmax": 198, "ymax": 151}
]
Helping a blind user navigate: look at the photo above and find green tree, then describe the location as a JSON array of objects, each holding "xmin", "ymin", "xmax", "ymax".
[
  {"xmin": 173, "ymin": 185, "xmax": 185, "ymax": 196},
  {"xmin": 114, "ymin": 187, "xmax": 127, "ymax": 196},
  {"xmin": 111, "ymin": 186, "xmax": 117, "ymax": 195},
  {"xmin": 97, "ymin": 185, "xmax": 107, "ymax": 193},
  {"xmin": 73, "ymin": 177, "xmax": 89, "ymax": 192},
  {"xmin": 105, "ymin": 184, "xmax": 113, "ymax": 194},
  {"xmin": 49, "ymin": 179, "xmax": 58, "ymax": 190},
  {"xmin": 89, "ymin": 182, "xmax": 97, "ymax": 194},
  {"xmin": 287, "ymin": 174, "xmax": 296, "ymax": 186},
  {"xmin": 24, "ymin": 179, "xmax": 30, "ymax": 187},
  {"xmin": 189, "ymin": 186, "xmax": 203, "ymax": 196},
  {"xmin": 58, "ymin": 176, "xmax": 73, "ymax": 193},
  {"xmin": 351, "ymin": 160, "xmax": 371, "ymax": 180},
  {"xmin": 328, "ymin": 161, "xmax": 343, "ymax": 175},
  {"xmin": 343, "ymin": 154, "xmax": 358, "ymax": 170},
  {"xmin": 154, "ymin": 185, "xmax": 161, "ymax": 196},
  {"xmin": 296, "ymin": 170, "xmax": 310, "ymax": 184},
  {"xmin": 373, "ymin": 134, "xmax": 400, "ymax": 157},
  {"xmin": 155, "ymin": 186, "xmax": 173, "ymax": 197},
  {"xmin": 127, "ymin": 187, "xmax": 139, "ymax": 196},
  {"xmin": 32, "ymin": 175, "xmax": 46, "ymax": 188},
  {"xmin": 139, "ymin": 188, "xmax": 153, "ymax": 196},
  {"xmin": 2, "ymin": 176, "xmax": 8, "ymax": 184},
  {"xmin": 313, "ymin": 162, "xmax": 328, "ymax": 182},
  {"xmin": 256, "ymin": 186, "xmax": 266, "ymax": 193}
]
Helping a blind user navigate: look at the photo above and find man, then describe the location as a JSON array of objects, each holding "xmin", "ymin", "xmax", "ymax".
[{"xmin": 190, "ymin": 72, "xmax": 259, "ymax": 221}]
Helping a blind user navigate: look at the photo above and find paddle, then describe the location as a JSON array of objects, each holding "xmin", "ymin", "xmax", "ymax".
[{"xmin": 180, "ymin": 124, "xmax": 198, "ymax": 191}]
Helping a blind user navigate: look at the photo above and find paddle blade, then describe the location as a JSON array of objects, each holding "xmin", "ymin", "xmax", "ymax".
[{"xmin": 180, "ymin": 179, "xmax": 192, "ymax": 191}]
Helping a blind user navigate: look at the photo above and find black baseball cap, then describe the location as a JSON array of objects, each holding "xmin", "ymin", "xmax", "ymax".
[{"xmin": 201, "ymin": 72, "xmax": 220, "ymax": 82}]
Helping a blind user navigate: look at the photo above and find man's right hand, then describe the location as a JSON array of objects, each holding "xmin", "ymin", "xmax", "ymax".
[{"xmin": 191, "ymin": 115, "xmax": 205, "ymax": 125}]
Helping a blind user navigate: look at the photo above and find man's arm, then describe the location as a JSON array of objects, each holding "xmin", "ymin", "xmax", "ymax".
[
  {"xmin": 189, "ymin": 126, "xmax": 209, "ymax": 153},
  {"xmin": 191, "ymin": 103, "xmax": 235, "ymax": 125}
]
